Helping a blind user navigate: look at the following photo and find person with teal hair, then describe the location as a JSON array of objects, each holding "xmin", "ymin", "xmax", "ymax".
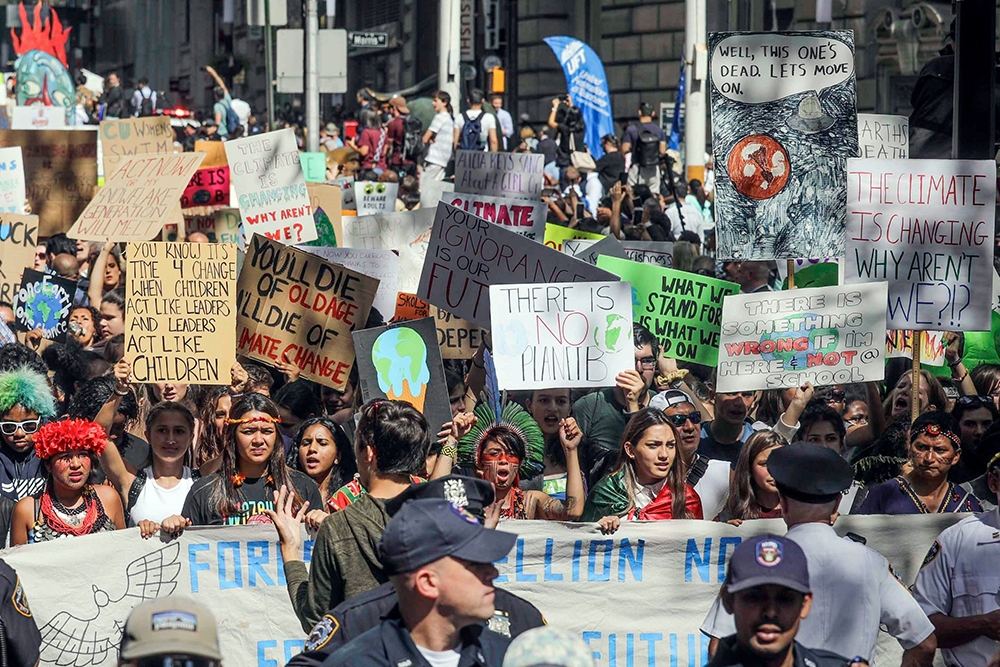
[{"xmin": 0, "ymin": 367, "xmax": 56, "ymax": 503}]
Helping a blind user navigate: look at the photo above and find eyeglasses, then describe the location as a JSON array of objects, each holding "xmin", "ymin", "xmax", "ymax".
[
  {"xmin": 956, "ymin": 395, "xmax": 993, "ymax": 408},
  {"xmin": 636, "ymin": 356, "xmax": 656, "ymax": 370},
  {"xmin": 822, "ymin": 391, "xmax": 846, "ymax": 403},
  {"xmin": 666, "ymin": 411, "xmax": 702, "ymax": 427},
  {"xmin": 0, "ymin": 418, "xmax": 40, "ymax": 435}
]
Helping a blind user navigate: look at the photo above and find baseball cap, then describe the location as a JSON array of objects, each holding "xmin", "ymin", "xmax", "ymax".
[
  {"xmin": 379, "ymin": 498, "xmax": 516, "ymax": 575},
  {"xmin": 389, "ymin": 96, "xmax": 410, "ymax": 114},
  {"xmin": 725, "ymin": 535, "xmax": 810, "ymax": 595},
  {"xmin": 385, "ymin": 475, "xmax": 494, "ymax": 519},
  {"xmin": 119, "ymin": 597, "xmax": 221, "ymax": 661},
  {"xmin": 649, "ymin": 389, "xmax": 695, "ymax": 412},
  {"xmin": 502, "ymin": 627, "xmax": 594, "ymax": 667}
]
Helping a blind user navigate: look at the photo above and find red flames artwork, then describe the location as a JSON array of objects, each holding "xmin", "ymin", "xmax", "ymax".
[{"xmin": 10, "ymin": 1, "xmax": 70, "ymax": 67}]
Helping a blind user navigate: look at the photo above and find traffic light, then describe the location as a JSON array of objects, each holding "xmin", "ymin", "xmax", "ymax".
[{"xmin": 488, "ymin": 67, "xmax": 505, "ymax": 94}]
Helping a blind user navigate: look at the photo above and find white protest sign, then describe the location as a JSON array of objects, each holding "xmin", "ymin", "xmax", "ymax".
[
  {"xmin": 454, "ymin": 150, "xmax": 545, "ymax": 200},
  {"xmin": 886, "ymin": 329, "xmax": 946, "ymax": 367},
  {"xmin": 446, "ymin": 191, "xmax": 547, "ymax": 241},
  {"xmin": 420, "ymin": 178, "xmax": 454, "ymax": 211},
  {"xmin": 224, "ymin": 128, "xmax": 317, "ymax": 244},
  {"xmin": 299, "ymin": 246, "xmax": 399, "ymax": 320},
  {"xmin": 355, "ymin": 181, "xmax": 399, "ymax": 215},
  {"xmin": 621, "ymin": 241, "xmax": 674, "ymax": 268},
  {"xmin": 846, "ymin": 158, "xmax": 996, "ymax": 331},
  {"xmin": 0, "ymin": 147, "xmax": 25, "ymax": 213},
  {"xmin": 342, "ymin": 208, "xmax": 434, "ymax": 250},
  {"xmin": 858, "ymin": 113, "xmax": 908, "ymax": 159},
  {"xmin": 563, "ymin": 237, "xmax": 627, "ymax": 265},
  {"xmin": 489, "ymin": 281, "xmax": 634, "ymax": 389},
  {"xmin": 717, "ymin": 282, "xmax": 888, "ymax": 392},
  {"xmin": 12, "ymin": 105, "xmax": 66, "ymax": 130}
]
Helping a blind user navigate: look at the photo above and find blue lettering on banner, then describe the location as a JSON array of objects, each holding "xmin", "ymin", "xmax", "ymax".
[
  {"xmin": 257, "ymin": 639, "xmax": 305, "ymax": 667},
  {"xmin": 584, "ymin": 631, "xmax": 602, "ymax": 662},
  {"xmin": 685, "ymin": 537, "xmax": 742, "ymax": 583},
  {"xmin": 544, "ymin": 538, "xmax": 563, "ymax": 581},
  {"xmin": 248, "ymin": 541, "xmax": 276, "ymax": 587},
  {"xmin": 188, "ymin": 540, "xmax": 315, "ymax": 593},
  {"xmin": 619, "ymin": 538, "xmax": 644, "ymax": 582},
  {"xmin": 581, "ymin": 632, "xmax": 709, "ymax": 667},
  {"xmin": 496, "ymin": 537, "xmax": 644, "ymax": 583},
  {"xmin": 220, "ymin": 541, "xmax": 242, "ymax": 589},
  {"xmin": 573, "ymin": 540, "xmax": 582, "ymax": 581},
  {"xmin": 590, "ymin": 540, "xmax": 613, "ymax": 581},
  {"xmin": 717, "ymin": 537, "xmax": 741, "ymax": 583},
  {"xmin": 640, "ymin": 633, "xmax": 663, "ymax": 667},
  {"xmin": 516, "ymin": 539, "xmax": 536, "ymax": 582},
  {"xmin": 189, "ymin": 543, "xmax": 210, "ymax": 593}
]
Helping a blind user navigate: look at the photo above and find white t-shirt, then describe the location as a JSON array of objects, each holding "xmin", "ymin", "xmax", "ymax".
[
  {"xmin": 416, "ymin": 645, "xmax": 461, "ymax": 667},
  {"xmin": 666, "ymin": 200, "xmax": 706, "ymax": 242},
  {"xmin": 426, "ymin": 111, "xmax": 455, "ymax": 167},
  {"xmin": 128, "ymin": 466, "xmax": 196, "ymax": 526},
  {"xmin": 453, "ymin": 109, "xmax": 497, "ymax": 150}
]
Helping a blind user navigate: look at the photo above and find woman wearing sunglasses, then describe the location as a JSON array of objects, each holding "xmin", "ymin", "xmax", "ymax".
[{"xmin": 0, "ymin": 368, "xmax": 59, "ymax": 503}]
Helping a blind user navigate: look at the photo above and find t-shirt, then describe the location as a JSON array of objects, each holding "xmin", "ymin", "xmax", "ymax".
[
  {"xmin": 537, "ymin": 137, "xmax": 558, "ymax": 166},
  {"xmin": 127, "ymin": 466, "xmax": 196, "ymax": 526},
  {"xmin": 182, "ymin": 469, "xmax": 322, "ymax": 526},
  {"xmin": 416, "ymin": 646, "xmax": 461, "ymax": 667},
  {"xmin": 356, "ymin": 128, "xmax": 389, "ymax": 170},
  {"xmin": 594, "ymin": 151, "xmax": 625, "ymax": 192},
  {"xmin": 623, "ymin": 121, "xmax": 667, "ymax": 166},
  {"xmin": 386, "ymin": 116, "xmax": 410, "ymax": 167},
  {"xmin": 214, "ymin": 92, "xmax": 233, "ymax": 138},
  {"xmin": 425, "ymin": 112, "xmax": 454, "ymax": 167},
  {"xmin": 697, "ymin": 421, "xmax": 756, "ymax": 466},
  {"xmin": 453, "ymin": 109, "xmax": 497, "ymax": 150}
]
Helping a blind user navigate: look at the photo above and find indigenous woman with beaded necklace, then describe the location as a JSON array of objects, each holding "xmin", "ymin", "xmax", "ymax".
[{"xmin": 10, "ymin": 419, "xmax": 125, "ymax": 545}]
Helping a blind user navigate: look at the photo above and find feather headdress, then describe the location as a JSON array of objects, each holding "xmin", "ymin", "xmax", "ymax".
[{"xmin": 0, "ymin": 367, "xmax": 56, "ymax": 417}]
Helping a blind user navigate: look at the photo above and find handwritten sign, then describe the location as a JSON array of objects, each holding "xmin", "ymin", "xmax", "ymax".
[
  {"xmin": 0, "ymin": 213, "xmax": 38, "ymax": 304},
  {"xmin": 392, "ymin": 293, "xmax": 482, "ymax": 359},
  {"xmin": 0, "ymin": 147, "xmax": 25, "ymax": 213},
  {"xmin": 225, "ymin": 128, "xmax": 317, "ymax": 244},
  {"xmin": 355, "ymin": 181, "xmax": 398, "ymax": 216},
  {"xmin": 100, "ymin": 116, "xmax": 173, "ymax": 176},
  {"xmin": 214, "ymin": 208, "xmax": 242, "ymax": 244},
  {"xmin": 306, "ymin": 182, "xmax": 343, "ymax": 246},
  {"xmin": 447, "ymin": 191, "xmax": 546, "ymax": 241},
  {"xmin": 236, "ymin": 235, "xmax": 378, "ymax": 390},
  {"xmin": 299, "ymin": 246, "xmax": 399, "ymax": 320},
  {"xmin": 886, "ymin": 329, "xmax": 946, "ymax": 367},
  {"xmin": 857, "ymin": 113, "xmax": 908, "ymax": 159},
  {"xmin": 181, "ymin": 166, "xmax": 230, "ymax": 209},
  {"xmin": 563, "ymin": 236, "xmax": 627, "ymax": 265},
  {"xmin": 845, "ymin": 158, "xmax": 996, "ymax": 331},
  {"xmin": 543, "ymin": 223, "xmax": 604, "ymax": 251},
  {"xmin": 598, "ymin": 255, "xmax": 739, "ymax": 366},
  {"xmin": 12, "ymin": 269, "xmax": 73, "ymax": 341},
  {"xmin": 125, "ymin": 242, "xmax": 237, "ymax": 384},
  {"xmin": 342, "ymin": 209, "xmax": 434, "ymax": 249},
  {"xmin": 717, "ymin": 282, "xmax": 888, "ymax": 392},
  {"xmin": 454, "ymin": 150, "xmax": 544, "ymax": 200},
  {"xmin": 300, "ymin": 152, "xmax": 327, "ymax": 182},
  {"xmin": 393, "ymin": 292, "xmax": 431, "ymax": 321}
]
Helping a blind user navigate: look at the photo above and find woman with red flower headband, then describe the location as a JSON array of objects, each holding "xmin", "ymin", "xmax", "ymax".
[{"xmin": 9, "ymin": 419, "xmax": 125, "ymax": 545}]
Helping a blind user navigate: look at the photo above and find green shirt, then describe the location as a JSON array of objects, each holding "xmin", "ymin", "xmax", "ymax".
[{"xmin": 572, "ymin": 387, "xmax": 653, "ymax": 454}]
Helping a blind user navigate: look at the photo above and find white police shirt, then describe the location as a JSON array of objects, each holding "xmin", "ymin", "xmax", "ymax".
[
  {"xmin": 914, "ymin": 508, "xmax": 1000, "ymax": 667},
  {"xmin": 700, "ymin": 522, "xmax": 934, "ymax": 662}
]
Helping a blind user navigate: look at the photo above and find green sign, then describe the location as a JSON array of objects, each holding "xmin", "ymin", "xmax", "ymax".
[
  {"xmin": 597, "ymin": 255, "xmax": 740, "ymax": 366},
  {"xmin": 301, "ymin": 152, "xmax": 327, "ymax": 182},
  {"xmin": 543, "ymin": 223, "xmax": 604, "ymax": 251}
]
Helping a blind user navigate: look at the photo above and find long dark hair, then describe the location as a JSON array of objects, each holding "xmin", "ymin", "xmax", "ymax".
[
  {"xmin": 289, "ymin": 416, "xmax": 357, "ymax": 500},
  {"xmin": 614, "ymin": 408, "xmax": 689, "ymax": 519},
  {"xmin": 724, "ymin": 431, "xmax": 786, "ymax": 521},
  {"xmin": 435, "ymin": 90, "xmax": 454, "ymax": 118},
  {"xmin": 196, "ymin": 386, "xmax": 229, "ymax": 467}
]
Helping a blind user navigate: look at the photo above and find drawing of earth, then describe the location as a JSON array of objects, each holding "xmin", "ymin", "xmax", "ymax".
[
  {"xmin": 495, "ymin": 320, "xmax": 529, "ymax": 357},
  {"xmin": 27, "ymin": 286, "xmax": 63, "ymax": 329},
  {"xmin": 594, "ymin": 313, "xmax": 629, "ymax": 354},
  {"xmin": 758, "ymin": 314, "xmax": 838, "ymax": 370}
]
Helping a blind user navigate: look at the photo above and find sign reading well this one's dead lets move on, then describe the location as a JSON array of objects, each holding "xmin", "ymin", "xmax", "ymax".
[
  {"xmin": 125, "ymin": 242, "xmax": 237, "ymax": 384},
  {"xmin": 236, "ymin": 234, "xmax": 378, "ymax": 390}
]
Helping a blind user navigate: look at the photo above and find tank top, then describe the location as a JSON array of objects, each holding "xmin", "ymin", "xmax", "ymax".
[{"xmin": 127, "ymin": 466, "xmax": 196, "ymax": 526}]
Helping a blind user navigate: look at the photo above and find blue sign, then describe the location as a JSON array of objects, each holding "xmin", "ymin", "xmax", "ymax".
[{"xmin": 544, "ymin": 36, "xmax": 615, "ymax": 159}]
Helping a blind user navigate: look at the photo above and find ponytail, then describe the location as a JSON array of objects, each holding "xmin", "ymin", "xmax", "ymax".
[{"xmin": 435, "ymin": 90, "xmax": 454, "ymax": 119}]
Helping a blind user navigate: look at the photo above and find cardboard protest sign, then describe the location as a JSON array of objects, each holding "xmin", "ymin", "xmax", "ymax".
[
  {"xmin": 353, "ymin": 316, "xmax": 451, "ymax": 431},
  {"xmin": 194, "ymin": 141, "xmax": 228, "ymax": 169},
  {"xmin": 300, "ymin": 152, "xmax": 327, "ymax": 182},
  {"xmin": 0, "ymin": 130, "xmax": 97, "ymax": 236},
  {"xmin": 0, "ymin": 147, "xmax": 25, "ymax": 213},
  {"xmin": 214, "ymin": 208, "xmax": 241, "ymax": 244},
  {"xmin": 99, "ymin": 116, "xmax": 173, "ymax": 176},
  {"xmin": 67, "ymin": 152, "xmax": 204, "ymax": 242},
  {"xmin": 454, "ymin": 150, "xmax": 544, "ymax": 200},
  {"xmin": 858, "ymin": 114, "xmax": 908, "ymax": 159},
  {"xmin": 306, "ymin": 182, "xmax": 343, "ymax": 245},
  {"xmin": 300, "ymin": 246, "xmax": 399, "ymax": 320},
  {"xmin": 12, "ymin": 269, "xmax": 74, "ymax": 341},
  {"xmin": 543, "ymin": 223, "xmax": 604, "ymax": 251},
  {"xmin": 225, "ymin": 128, "xmax": 317, "ymax": 244},
  {"xmin": 420, "ymin": 203, "xmax": 617, "ymax": 329},
  {"xmin": 0, "ymin": 213, "xmax": 38, "ymax": 304},
  {"xmin": 598, "ymin": 255, "xmax": 739, "ymax": 365},
  {"xmin": 125, "ymin": 242, "xmax": 237, "ymax": 384},
  {"xmin": 181, "ymin": 165, "xmax": 230, "ymax": 209},
  {"xmin": 447, "ymin": 191, "xmax": 546, "ymax": 241},
  {"xmin": 236, "ymin": 235, "xmax": 378, "ymax": 390},
  {"xmin": 490, "ymin": 282, "xmax": 634, "ymax": 389},
  {"xmin": 355, "ymin": 181, "xmax": 399, "ymax": 215},
  {"xmin": 563, "ymin": 236, "xmax": 627, "ymax": 265},
  {"xmin": 717, "ymin": 282, "xmax": 888, "ymax": 392},
  {"xmin": 392, "ymin": 293, "xmax": 482, "ymax": 359},
  {"xmin": 709, "ymin": 30, "xmax": 858, "ymax": 260},
  {"xmin": 845, "ymin": 158, "xmax": 996, "ymax": 331},
  {"xmin": 886, "ymin": 329, "xmax": 946, "ymax": 367}
]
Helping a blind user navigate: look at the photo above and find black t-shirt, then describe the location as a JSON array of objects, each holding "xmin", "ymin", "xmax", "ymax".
[
  {"xmin": 594, "ymin": 151, "xmax": 625, "ymax": 191},
  {"xmin": 556, "ymin": 124, "xmax": 586, "ymax": 167},
  {"xmin": 182, "ymin": 469, "xmax": 322, "ymax": 526},
  {"xmin": 536, "ymin": 138, "xmax": 557, "ymax": 166},
  {"xmin": 0, "ymin": 559, "xmax": 40, "ymax": 667}
]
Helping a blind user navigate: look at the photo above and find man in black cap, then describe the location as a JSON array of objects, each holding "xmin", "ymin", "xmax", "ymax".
[
  {"xmin": 710, "ymin": 534, "xmax": 860, "ymax": 667},
  {"xmin": 702, "ymin": 443, "xmax": 937, "ymax": 667},
  {"xmin": 321, "ymin": 498, "xmax": 514, "ymax": 666}
]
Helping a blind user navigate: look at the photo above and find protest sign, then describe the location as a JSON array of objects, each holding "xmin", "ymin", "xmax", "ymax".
[
  {"xmin": 621, "ymin": 241, "xmax": 675, "ymax": 268},
  {"xmin": 567, "ymin": 238, "xmax": 675, "ymax": 268},
  {"xmin": 709, "ymin": 30, "xmax": 858, "ymax": 260},
  {"xmin": 99, "ymin": 116, "xmax": 173, "ymax": 175},
  {"xmin": 342, "ymin": 209, "xmax": 434, "ymax": 292},
  {"xmin": 490, "ymin": 281, "xmax": 634, "ymax": 389},
  {"xmin": 420, "ymin": 203, "xmax": 617, "ymax": 328},
  {"xmin": 391, "ymin": 293, "xmax": 483, "ymax": 359},
  {"xmin": 194, "ymin": 140, "xmax": 228, "ymax": 169},
  {"xmin": 0, "ymin": 147, "xmax": 25, "ymax": 213},
  {"xmin": 181, "ymin": 165, "xmax": 230, "ymax": 209},
  {"xmin": 886, "ymin": 329, "xmax": 947, "ymax": 367},
  {"xmin": 447, "ymin": 191, "xmax": 546, "ymax": 241},
  {"xmin": 355, "ymin": 181, "xmax": 399, "ymax": 215},
  {"xmin": 564, "ymin": 236, "xmax": 627, "ymax": 265},
  {"xmin": 353, "ymin": 316, "xmax": 451, "ymax": 431},
  {"xmin": 858, "ymin": 113, "xmax": 908, "ymax": 159},
  {"xmin": 67, "ymin": 152, "xmax": 205, "ymax": 242},
  {"xmin": 12, "ymin": 268, "xmax": 74, "ymax": 341},
  {"xmin": 12, "ymin": 105, "xmax": 65, "ymax": 130},
  {"xmin": 0, "ymin": 213, "xmax": 39, "ymax": 304},
  {"xmin": 717, "ymin": 282, "xmax": 888, "ymax": 392},
  {"xmin": 393, "ymin": 292, "xmax": 431, "ymax": 321},
  {"xmin": 306, "ymin": 182, "xmax": 343, "ymax": 245},
  {"xmin": 454, "ymin": 150, "xmax": 544, "ymax": 199},
  {"xmin": 0, "ymin": 130, "xmax": 97, "ymax": 236},
  {"xmin": 598, "ymin": 255, "xmax": 739, "ymax": 365},
  {"xmin": 334, "ymin": 175, "xmax": 355, "ymax": 209},
  {"xmin": 845, "ymin": 158, "xmax": 996, "ymax": 331},
  {"xmin": 236, "ymin": 235, "xmax": 378, "ymax": 390},
  {"xmin": 214, "ymin": 208, "xmax": 242, "ymax": 244},
  {"xmin": 543, "ymin": 223, "xmax": 605, "ymax": 251},
  {"xmin": 300, "ymin": 151, "xmax": 327, "ymax": 182},
  {"xmin": 225, "ymin": 128, "xmax": 317, "ymax": 244},
  {"xmin": 125, "ymin": 242, "xmax": 237, "ymax": 384},
  {"xmin": 299, "ymin": 246, "xmax": 399, "ymax": 319},
  {"xmin": 776, "ymin": 257, "xmax": 843, "ymax": 289}
]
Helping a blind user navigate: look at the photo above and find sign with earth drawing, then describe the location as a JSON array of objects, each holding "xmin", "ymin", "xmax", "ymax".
[{"xmin": 12, "ymin": 268, "xmax": 74, "ymax": 341}]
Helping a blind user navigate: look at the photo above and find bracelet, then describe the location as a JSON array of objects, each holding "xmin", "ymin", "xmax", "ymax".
[
  {"xmin": 440, "ymin": 444, "xmax": 458, "ymax": 459},
  {"xmin": 113, "ymin": 384, "xmax": 130, "ymax": 397},
  {"xmin": 954, "ymin": 371, "xmax": 969, "ymax": 382},
  {"xmin": 948, "ymin": 359, "xmax": 963, "ymax": 368}
]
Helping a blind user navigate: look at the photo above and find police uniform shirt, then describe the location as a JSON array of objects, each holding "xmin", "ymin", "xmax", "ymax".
[
  {"xmin": 913, "ymin": 507, "xmax": 1000, "ymax": 667},
  {"xmin": 709, "ymin": 635, "xmax": 857, "ymax": 667},
  {"xmin": 700, "ymin": 523, "xmax": 934, "ymax": 661},
  {"xmin": 0, "ymin": 560, "xmax": 41, "ymax": 667}
]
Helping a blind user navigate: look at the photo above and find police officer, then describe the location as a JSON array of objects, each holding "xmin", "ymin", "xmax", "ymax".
[
  {"xmin": 710, "ymin": 534, "xmax": 863, "ymax": 667},
  {"xmin": 118, "ymin": 597, "xmax": 222, "ymax": 667},
  {"xmin": 290, "ymin": 477, "xmax": 544, "ymax": 667},
  {"xmin": 0, "ymin": 559, "xmax": 40, "ymax": 667},
  {"xmin": 914, "ymin": 451, "xmax": 1000, "ymax": 667},
  {"xmin": 321, "ymin": 497, "xmax": 515, "ymax": 667},
  {"xmin": 701, "ymin": 443, "xmax": 937, "ymax": 667}
]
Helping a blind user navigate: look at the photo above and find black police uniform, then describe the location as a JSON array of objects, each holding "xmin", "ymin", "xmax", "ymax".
[
  {"xmin": 319, "ymin": 606, "xmax": 509, "ymax": 667},
  {"xmin": 0, "ymin": 560, "xmax": 41, "ymax": 667},
  {"xmin": 289, "ymin": 582, "xmax": 543, "ymax": 667},
  {"xmin": 709, "ymin": 635, "xmax": 861, "ymax": 667}
]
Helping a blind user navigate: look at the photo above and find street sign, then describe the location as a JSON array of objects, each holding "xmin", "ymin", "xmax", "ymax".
[
  {"xmin": 276, "ymin": 29, "xmax": 347, "ymax": 94},
  {"xmin": 348, "ymin": 32, "xmax": 388, "ymax": 48}
]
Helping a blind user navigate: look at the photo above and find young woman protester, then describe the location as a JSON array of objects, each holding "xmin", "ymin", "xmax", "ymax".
[
  {"xmin": 717, "ymin": 431, "xmax": 785, "ymax": 524},
  {"xmin": 288, "ymin": 416, "xmax": 357, "ymax": 505},
  {"xmin": 10, "ymin": 418, "xmax": 125, "ymax": 544},
  {"xmin": 195, "ymin": 386, "xmax": 232, "ymax": 468},
  {"xmin": 583, "ymin": 408, "xmax": 703, "ymax": 532},
  {"xmin": 0, "ymin": 368, "xmax": 59, "ymax": 502},
  {"xmin": 87, "ymin": 241, "xmax": 125, "ymax": 305},
  {"xmin": 68, "ymin": 306, "xmax": 102, "ymax": 350}
]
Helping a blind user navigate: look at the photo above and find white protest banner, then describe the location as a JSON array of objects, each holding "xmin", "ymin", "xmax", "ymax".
[
  {"xmin": 299, "ymin": 246, "xmax": 399, "ymax": 320},
  {"xmin": 563, "ymin": 236, "xmax": 627, "ymax": 265},
  {"xmin": 489, "ymin": 281, "xmax": 634, "ymax": 389},
  {"xmin": 454, "ymin": 150, "xmax": 544, "ymax": 200},
  {"xmin": 419, "ymin": 203, "xmax": 617, "ymax": 328},
  {"xmin": 857, "ymin": 113, "xmax": 908, "ymax": 159},
  {"xmin": 0, "ymin": 147, "xmax": 25, "ymax": 213},
  {"xmin": 342, "ymin": 208, "xmax": 434, "ymax": 250},
  {"xmin": 846, "ymin": 158, "xmax": 996, "ymax": 331},
  {"xmin": 717, "ymin": 282, "xmax": 887, "ymax": 392},
  {"xmin": 225, "ymin": 128, "xmax": 317, "ymax": 244},
  {"xmin": 886, "ymin": 329, "xmax": 947, "ymax": 367},
  {"xmin": 355, "ymin": 181, "xmax": 399, "ymax": 215},
  {"xmin": 447, "ymin": 191, "xmax": 547, "ymax": 241}
]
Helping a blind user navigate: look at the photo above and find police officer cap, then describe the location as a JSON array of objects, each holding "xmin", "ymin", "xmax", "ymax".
[
  {"xmin": 767, "ymin": 442, "xmax": 853, "ymax": 504},
  {"xmin": 725, "ymin": 534, "xmax": 810, "ymax": 595},
  {"xmin": 385, "ymin": 475, "xmax": 494, "ymax": 519}
]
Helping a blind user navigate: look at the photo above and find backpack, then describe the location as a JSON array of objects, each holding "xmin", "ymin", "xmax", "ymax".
[
  {"xmin": 224, "ymin": 103, "xmax": 240, "ymax": 135},
  {"xmin": 636, "ymin": 125, "xmax": 661, "ymax": 167},
  {"xmin": 457, "ymin": 111, "xmax": 486, "ymax": 151},
  {"xmin": 138, "ymin": 88, "xmax": 155, "ymax": 117},
  {"xmin": 401, "ymin": 115, "xmax": 425, "ymax": 162}
]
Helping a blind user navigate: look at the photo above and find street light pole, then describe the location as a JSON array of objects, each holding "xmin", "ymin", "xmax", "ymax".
[
  {"xmin": 305, "ymin": 0, "xmax": 319, "ymax": 151},
  {"xmin": 264, "ymin": 0, "xmax": 275, "ymax": 130},
  {"xmin": 684, "ymin": 0, "xmax": 707, "ymax": 183}
]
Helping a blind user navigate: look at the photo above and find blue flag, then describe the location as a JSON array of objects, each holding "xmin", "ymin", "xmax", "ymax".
[
  {"xmin": 543, "ymin": 36, "xmax": 615, "ymax": 160},
  {"xmin": 669, "ymin": 69, "xmax": 685, "ymax": 151}
]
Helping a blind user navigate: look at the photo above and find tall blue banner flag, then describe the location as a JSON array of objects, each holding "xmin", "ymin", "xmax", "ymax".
[{"xmin": 543, "ymin": 36, "xmax": 615, "ymax": 159}]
